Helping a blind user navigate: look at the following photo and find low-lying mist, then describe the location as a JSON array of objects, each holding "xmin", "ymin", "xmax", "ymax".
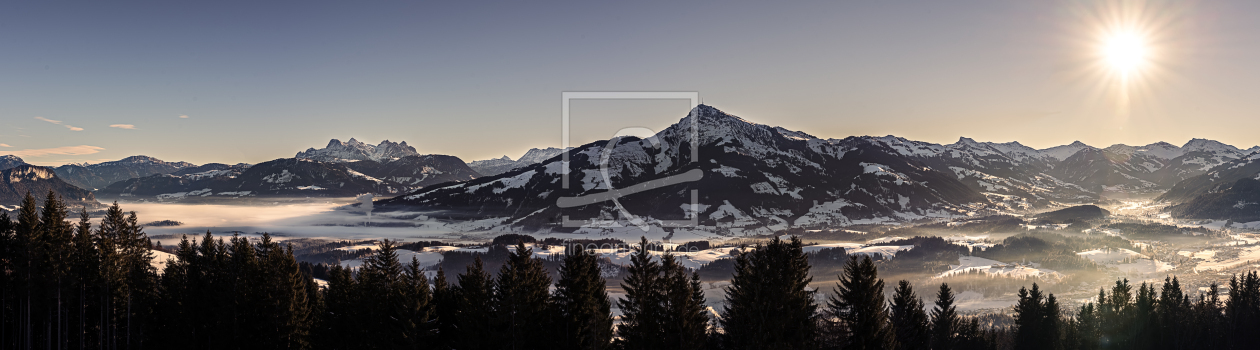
[{"xmin": 119, "ymin": 199, "xmax": 459, "ymax": 242}]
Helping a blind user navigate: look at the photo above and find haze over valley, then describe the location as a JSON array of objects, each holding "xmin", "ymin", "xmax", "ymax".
[{"xmin": 5, "ymin": 105, "xmax": 1260, "ymax": 315}]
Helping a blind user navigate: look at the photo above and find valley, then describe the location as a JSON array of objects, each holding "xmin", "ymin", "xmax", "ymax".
[{"xmin": 6, "ymin": 105, "xmax": 1260, "ymax": 321}]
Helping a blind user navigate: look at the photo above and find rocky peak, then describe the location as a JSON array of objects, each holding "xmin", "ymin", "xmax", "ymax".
[{"xmin": 298, "ymin": 138, "xmax": 421, "ymax": 162}]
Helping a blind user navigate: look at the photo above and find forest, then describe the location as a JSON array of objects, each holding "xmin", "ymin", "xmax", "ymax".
[{"xmin": 5, "ymin": 190, "xmax": 1260, "ymax": 349}]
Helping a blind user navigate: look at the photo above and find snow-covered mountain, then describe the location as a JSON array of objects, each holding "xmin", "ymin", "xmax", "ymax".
[
  {"xmin": 376, "ymin": 105, "xmax": 1257, "ymax": 233},
  {"xmin": 296, "ymin": 138, "xmax": 420, "ymax": 162},
  {"xmin": 98, "ymin": 155, "xmax": 480, "ymax": 200},
  {"xmin": 1039, "ymin": 141, "xmax": 1095, "ymax": 162},
  {"xmin": 1154, "ymin": 147, "xmax": 1260, "ymax": 221},
  {"xmin": 468, "ymin": 147, "xmax": 570, "ymax": 176},
  {"xmin": 100, "ymin": 158, "xmax": 397, "ymax": 199},
  {"xmin": 52, "ymin": 156, "xmax": 196, "ymax": 191},
  {"xmin": 379, "ymin": 105, "xmax": 992, "ymax": 233},
  {"xmin": 0, "ymin": 155, "xmax": 27, "ymax": 171},
  {"xmin": 341, "ymin": 155, "xmax": 480, "ymax": 188},
  {"xmin": 1, "ymin": 165, "xmax": 99, "ymax": 208}
]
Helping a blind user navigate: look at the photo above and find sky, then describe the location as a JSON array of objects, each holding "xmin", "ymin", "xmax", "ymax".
[{"xmin": 3, "ymin": 0, "xmax": 1260, "ymax": 166}]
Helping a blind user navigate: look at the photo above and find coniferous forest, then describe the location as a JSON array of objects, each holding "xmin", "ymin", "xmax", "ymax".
[{"xmin": 7, "ymin": 191, "xmax": 1260, "ymax": 349}]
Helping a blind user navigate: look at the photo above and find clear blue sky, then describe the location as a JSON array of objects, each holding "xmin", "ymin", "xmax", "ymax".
[{"xmin": 4, "ymin": 0, "xmax": 1260, "ymax": 166}]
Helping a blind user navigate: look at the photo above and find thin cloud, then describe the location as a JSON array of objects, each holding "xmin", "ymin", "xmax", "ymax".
[
  {"xmin": 35, "ymin": 117, "xmax": 84, "ymax": 131},
  {"xmin": 179, "ymin": 115, "xmax": 190, "ymax": 119},
  {"xmin": 6, "ymin": 145, "xmax": 105, "ymax": 158},
  {"xmin": 110, "ymin": 124, "xmax": 137, "ymax": 130},
  {"xmin": 0, "ymin": 144, "xmax": 10, "ymax": 147}
]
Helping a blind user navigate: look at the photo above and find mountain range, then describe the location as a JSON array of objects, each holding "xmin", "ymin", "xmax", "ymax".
[
  {"xmin": 0, "ymin": 165, "xmax": 97, "ymax": 210},
  {"xmin": 3, "ymin": 106, "xmax": 1259, "ymax": 227},
  {"xmin": 468, "ymin": 147, "xmax": 570, "ymax": 176},
  {"xmin": 378, "ymin": 105, "xmax": 1260, "ymax": 232},
  {"xmin": 52, "ymin": 156, "xmax": 197, "ymax": 190},
  {"xmin": 296, "ymin": 138, "xmax": 421, "ymax": 162}
]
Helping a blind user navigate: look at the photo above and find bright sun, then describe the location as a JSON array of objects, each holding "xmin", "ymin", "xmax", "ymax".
[{"xmin": 1104, "ymin": 30, "xmax": 1148, "ymax": 76}]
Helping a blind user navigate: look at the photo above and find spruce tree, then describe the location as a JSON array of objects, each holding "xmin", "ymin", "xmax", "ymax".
[
  {"xmin": 617, "ymin": 237, "xmax": 665, "ymax": 350},
  {"xmin": 661, "ymin": 252, "xmax": 709, "ymax": 349},
  {"xmin": 454, "ymin": 256, "xmax": 496, "ymax": 350},
  {"xmin": 826, "ymin": 255, "xmax": 895, "ymax": 350},
  {"xmin": 156, "ymin": 235, "xmax": 194, "ymax": 345},
  {"xmin": 0, "ymin": 209, "xmax": 14, "ymax": 349},
  {"xmin": 1074, "ymin": 302, "xmax": 1099, "ymax": 350},
  {"xmin": 320, "ymin": 264, "xmax": 359, "ymax": 349},
  {"xmin": 553, "ymin": 243, "xmax": 614, "ymax": 350},
  {"xmin": 432, "ymin": 266, "xmax": 456, "ymax": 349},
  {"xmin": 1225, "ymin": 271, "xmax": 1260, "ymax": 348},
  {"xmin": 493, "ymin": 240, "xmax": 554, "ymax": 349},
  {"xmin": 14, "ymin": 192, "xmax": 40, "ymax": 349},
  {"xmin": 1156, "ymin": 276, "xmax": 1189, "ymax": 350},
  {"xmin": 1132, "ymin": 282, "xmax": 1157, "ymax": 350},
  {"xmin": 722, "ymin": 236, "xmax": 819, "ymax": 350},
  {"xmin": 1099, "ymin": 279, "xmax": 1134, "ymax": 348},
  {"xmin": 227, "ymin": 233, "xmax": 261, "ymax": 346},
  {"xmin": 357, "ymin": 239, "xmax": 408, "ymax": 348},
  {"xmin": 1043, "ymin": 293, "xmax": 1062, "ymax": 350},
  {"xmin": 402, "ymin": 255, "xmax": 435, "ymax": 348},
  {"xmin": 889, "ymin": 280, "xmax": 929, "ymax": 350},
  {"xmin": 70, "ymin": 208, "xmax": 101, "ymax": 348},
  {"xmin": 1190, "ymin": 281, "xmax": 1224, "ymax": 350},
  {"xmin": 256, "ymin": 234, "xmax": 312, "ymax": 349},
  {"xmin": 930, "ymin": 283, "xmax": 959, "ymax": 350},
  {"xmin": 955, "ymin": 318, "xmax": 987, "ymax": 350},
  {"xmin": 39, "ymin": 191, "xmax": 72, "ymax": 350},
  {"xmin": 1013, "ymin": 283, "xmax": 1059, "ymax": 350}
]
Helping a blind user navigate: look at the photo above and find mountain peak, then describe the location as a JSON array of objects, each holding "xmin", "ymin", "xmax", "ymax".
[
  {"xmin": 1104, "ymin": 144, "xmax": 1136, "ymax": 155},
  {"xmin": 0, "ymin": 155, "xmax": 26, "ymax": 172},
  {"xmin": 1069, "ymin": 141, "xmax": 1089, "ymax": 147},
  {"xmin": 955, "ymin": 137, "xmax": 980, "ymax": 146},
  {"xmin": 1182, "ymin": 138, "xmax": 1239, "ymax": 154},
  {"xmin": 299, "ymin": 138, "xmax": 421, "ymax": 162}
]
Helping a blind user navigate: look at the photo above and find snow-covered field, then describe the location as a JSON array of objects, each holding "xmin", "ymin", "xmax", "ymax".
[
  {"xmin": 1194, "ymin": 246, "xmax": 1260, "ymax": 272},
  {"xmin": 936, "ymin": 256, "xmax": 1063, "ymax": 280},
  {"xmin": 1076, "ymin": 248, "xmax": 1173, "ymax": 276}
]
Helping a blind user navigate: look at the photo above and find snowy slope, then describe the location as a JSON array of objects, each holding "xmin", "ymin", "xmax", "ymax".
[
  {"xmin": 380, "ymin": 105, "xmax": 989, "ymax": 234},
  {"xmin": 469, "ymin": 147, "xmax": 570, "ymax": 176}
]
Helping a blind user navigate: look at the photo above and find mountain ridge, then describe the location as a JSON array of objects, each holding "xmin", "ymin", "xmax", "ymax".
[{"xmin": 378, "ymin": 105, "xmax": 1260, "ymax": 232}]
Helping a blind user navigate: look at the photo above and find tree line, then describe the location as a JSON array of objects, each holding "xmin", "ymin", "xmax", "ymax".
[{"xmin": 7, "ymin": 191, "xmax": 1260, "ymax": 349}]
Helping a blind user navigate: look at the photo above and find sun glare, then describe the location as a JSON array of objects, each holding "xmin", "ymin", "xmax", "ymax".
[
  {"xmin": 1068, "ymin": 0, "xmax": 1186, "ymax": 119},
  {"xmin": 1104, "ymin": 30, "xmax": 1147, "ymax": 76}
]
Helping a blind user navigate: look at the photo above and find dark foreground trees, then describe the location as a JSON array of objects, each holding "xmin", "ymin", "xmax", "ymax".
[
  {"xmin": 618, "ymin": 237, "xmax": 709, "ymax": 350},
  {"xmin": 0, "ymin": 192, "xmax": 159, "ymax": 349},
  {"xmin": 11, "ymin": 194, "xmax": 1260, "ymax": 350},
  {"xmin": 720, "ymin": 236, "xmax": 817, "ymax": 350}
]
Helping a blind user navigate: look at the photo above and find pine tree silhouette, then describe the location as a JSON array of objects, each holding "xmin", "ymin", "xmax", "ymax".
[
  {"xmin": 661, "ymin": 252, "xmax": 709, "ymax": 349},
  {"xmin": 722, "ymin": 236, "xmax": 819, "ymax": 349},
  {"xmin": 493, "ymin": 241, "xmax": 554, "ymax": 349},
  {"xmin": 889, "ymin": 280, "xmax": 929, "ymax": 350},
  {"xmin": 454, "ymin": 256, "xmax": 496, "ymax": 350},
  {"xmin": 617, "ymin": 237, "xmax": 665, "ymax": 350},
  {"xmin": 553, "ymin": 243, "xmax": 614, "ymax": 350},
  {"xmin": 827, "ymin": 255, "xmax": 895, "ymax": 350},
  {"xmin": 930, "ymin": 283, "xmax": 959, "ymax": 350}
]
